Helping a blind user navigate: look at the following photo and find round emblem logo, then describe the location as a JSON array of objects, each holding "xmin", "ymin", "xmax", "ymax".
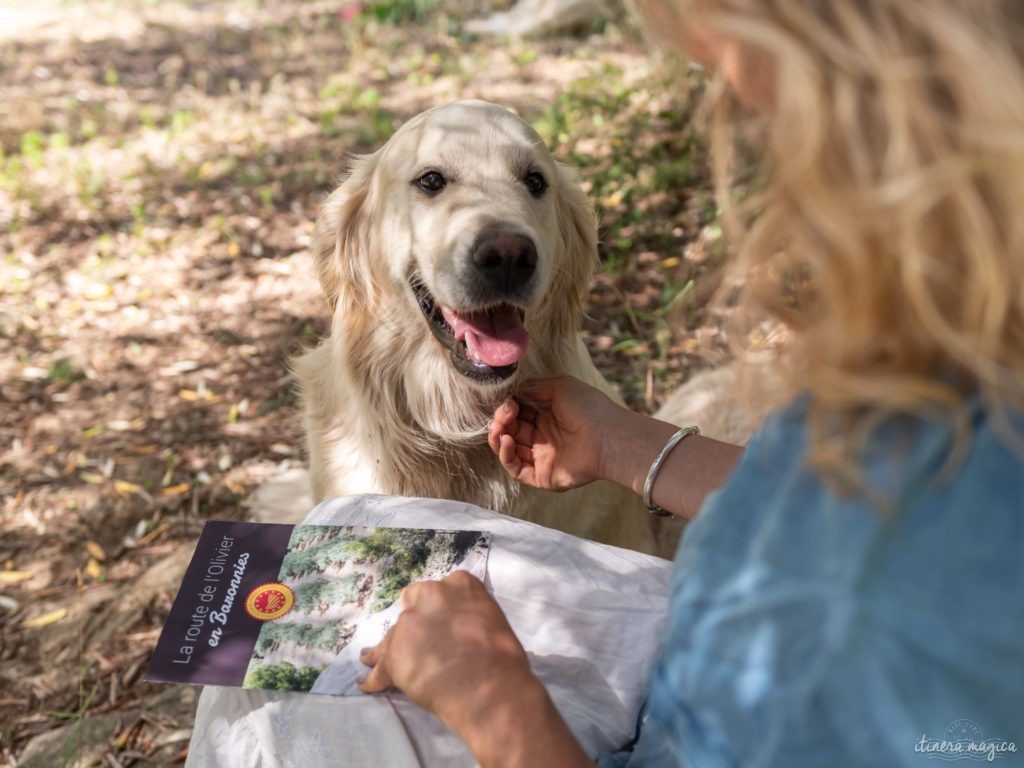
[
  {"xmin": 245, "ymin": 583, "xmax": 294, "ymax": 621},
  {"xmin": 943, "ymin": 719, "xmax": 984, "ymax": 744}
]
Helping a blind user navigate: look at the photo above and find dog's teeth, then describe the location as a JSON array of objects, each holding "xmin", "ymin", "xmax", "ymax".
[{"xmin": 465, "ymin": 334, "xmax": 477, "ymax": 361}]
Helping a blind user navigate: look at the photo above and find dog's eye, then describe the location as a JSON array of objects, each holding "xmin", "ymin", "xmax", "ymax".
[
  {"xmin": 415, "ymin": 171, "xmax": 447, "ymax": 194},
  {"xmin": 524, "ymin": 171, "xmax": 547, "ymax": 197}
]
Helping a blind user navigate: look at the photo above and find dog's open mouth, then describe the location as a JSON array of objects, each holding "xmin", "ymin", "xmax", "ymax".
[{"xmin": 411, "ymin": 278, "xmax": 528, "ymax": 383}]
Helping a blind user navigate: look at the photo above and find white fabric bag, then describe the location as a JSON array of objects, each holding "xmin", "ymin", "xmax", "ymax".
[{"xmin": 186, "ymin": 494, "xmax": 672, "ymax": 767}]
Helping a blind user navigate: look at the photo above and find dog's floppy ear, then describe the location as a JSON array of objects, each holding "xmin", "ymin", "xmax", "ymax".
[
  {"xmin": 544, "ymin": 162, "xmax": 599, "ymax": 336},
  {"xmin": 312, "ymin": 149, "xmax": 382, "ymax": 313}
]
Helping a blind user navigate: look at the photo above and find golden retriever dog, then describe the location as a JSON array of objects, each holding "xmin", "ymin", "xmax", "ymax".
[{"xmin": 294, "ymin": 100, "xmax": 655, "ymax": 554}]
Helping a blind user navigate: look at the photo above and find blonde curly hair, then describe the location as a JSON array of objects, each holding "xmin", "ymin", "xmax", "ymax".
[{"xmin": 640, "ymin": 0, "xmax": 1024, "ymax": 483}]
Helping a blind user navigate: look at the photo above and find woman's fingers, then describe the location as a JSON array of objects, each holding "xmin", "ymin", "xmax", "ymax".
[
  {"xmin": 514, "ymin": 420, "xmax": 535, "ymax": 447},
  {"xmin": 499, "ymin": 434, "xmax": 538, "ymax": 485},
  {"xmin": 360, "ymin": 644, "xmax": 382, "ymax": 666},
  {"xmin": 498, "ymin": 433, "xmax": 525, "ymax": 473},
  {"xmin": 489, "ymin": 400, "xmax": 537, "ymax": 455},
  {"xmin": 358, "ymin": 640, "xmax": 394, "ymax": 693},
  {"xmin": 358, "ymin": 658, "xmax": 394, "ymax": 693},
  {"xmin": 516, "ymin": 400, "xmax": 540, "ymax": 425},
  {"xmin": 488, "ymin": 421, "xmax": 513, "ymax": 456},
  {"xmin": 487, "ymin": 420, "xmax": 502, "ymax": 454},
  {"xmin": 400, "ymin": 581, "xmax": 424, "ymax": 608},
  {"xmin": 491, "ymin": 397, "xmax": 521, "ymax": 432},
  {"xmin": 515, "ymin": 442, "xmax": 534, "ymax": 465},
  {"xmin": 489, "ymin": 398, "xmax": 525, "ymax": 454}
]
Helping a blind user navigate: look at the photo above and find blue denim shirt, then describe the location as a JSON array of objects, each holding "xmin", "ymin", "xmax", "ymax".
[{"xmin": 600, "ymin": 398, "xmax": 1024, "ymax": 767}]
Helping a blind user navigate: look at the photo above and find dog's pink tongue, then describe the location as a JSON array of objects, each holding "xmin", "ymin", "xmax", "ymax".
[{"xmin": 444, "ymin": 306, "xmax": 529, "ymax": 367}]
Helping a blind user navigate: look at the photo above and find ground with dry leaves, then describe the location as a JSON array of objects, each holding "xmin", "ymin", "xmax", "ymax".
[{"xmin": 0, "ymin": 1, "xmax": 728, "ymax": 764}]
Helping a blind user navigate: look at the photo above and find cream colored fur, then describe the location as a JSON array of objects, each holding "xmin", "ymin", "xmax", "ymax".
[
  {"xmin": 294, "ymin": 101, "xmax": 655, "ymax": 554},
  {"xmin": 654, "ymin": 362, "xmax": 783, "ymax": 447}
]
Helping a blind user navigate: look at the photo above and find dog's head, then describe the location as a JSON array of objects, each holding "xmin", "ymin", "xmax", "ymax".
[{"xmin": 313, "ymin": 100, "xmax": 596, "ymax": 399}]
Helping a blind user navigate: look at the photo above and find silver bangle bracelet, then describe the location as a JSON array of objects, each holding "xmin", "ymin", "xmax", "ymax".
[{"xmin": 643, "ymin": 426, "xmax": 700, "ymax": 517}]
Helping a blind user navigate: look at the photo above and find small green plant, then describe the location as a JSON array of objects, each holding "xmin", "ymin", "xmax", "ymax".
[
  {"xmin": 19, "ymin": 131, "xmax": 46, "ymax": 167},
  {"xmin": 48, "ymin": 358, "xmax": 80, "ymax": 387},
  {"xmin": 48, "ymin": 132, "xmax": 70, "ymax": 152},
  {"xmin": 75, "ymin": 159, "xmax": 106, "ymax": 209},
  {"xmin": 139, "ymin": 107, "xmax": 158, "ymax": 130},
  {"xmin": 49, "ymin": 675, "xmax": 99, "ymax": 768},
  {"xmin": 355, "ymin": 111, "xmax": 394, "ymax": 147},
  {"xmin": 532, "ymin": 60, "xmax": 710, "ymax": 270},
  {"xmin": 130, "ymin": 199, "xmax": 147, "ymax": 227},
  {"xmin": 364, "ymin": 0, "xmax": 435, "ymax": 24},
  {"xmin": 170, "ymin": 109, "xmax": 194, "ymax": 135}
]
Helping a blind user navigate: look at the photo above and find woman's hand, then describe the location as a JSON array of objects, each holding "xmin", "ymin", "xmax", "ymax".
[
  {"xmin": 359, "ymin": 571, "xmax": 531, "ymax": 724},
  {"xmin": 487, "ymin": 376, "xmax": 629, "ymax": 492},
  {"xmin": 359, "ymin": 571, "xmax": 590, "ymax": 768},
  {"xmin": 489, "ymin": 375, "xmax": 745, "ymax": 519}
]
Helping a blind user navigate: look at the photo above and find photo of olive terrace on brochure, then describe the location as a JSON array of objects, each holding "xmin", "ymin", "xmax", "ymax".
[{"xmin": 146, "ymin": 520, "xmax": 491, "ymax": 696}]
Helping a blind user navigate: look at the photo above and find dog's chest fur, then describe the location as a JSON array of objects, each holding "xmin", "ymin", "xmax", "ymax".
[
  {"xmin": 299, "ymin": 340, "xmax": 519, "ymax": 512},
  {"xmin": 370, "ymin": 436, "xmax": 515, "ymax": 513},
  {"xmin": 310, "ymin": 405, "xmax": 520, "ymax": 514},
  {"xmin": 297, "ymin": 327, "xmax": 656, "ymax": 554}
]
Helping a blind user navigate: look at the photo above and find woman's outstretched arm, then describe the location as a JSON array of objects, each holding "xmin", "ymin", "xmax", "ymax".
[{"xmin": 488, "ymin": 376, "xmax": 743, "ymax": 519}]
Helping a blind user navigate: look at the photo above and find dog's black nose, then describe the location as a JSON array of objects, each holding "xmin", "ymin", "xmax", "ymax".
[{"xmin": 470, "ymin": 230, "xmax": 537, "ymax": 295}]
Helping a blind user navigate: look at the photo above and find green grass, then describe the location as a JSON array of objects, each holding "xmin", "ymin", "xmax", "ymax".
[{"xmin": 533, "ymin": 59, "xmax": 713, "ymax": 272}]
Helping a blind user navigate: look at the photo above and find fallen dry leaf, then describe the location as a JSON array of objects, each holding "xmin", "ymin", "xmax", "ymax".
[
  {"xmin": 0, "ymin": 571, "xmax": 32, "ymax": 585},
  {"xmin": 179, "ymin": 389, "xmax": 222, "ymax": 404},
  {"xmin": 160, "ymin": 483, "xmax": 191, "ymax": 497},
  {"xmin": 114, "ymin": 480, "xmax": 149, "ymax": 499},
  {"xmin": 85, "ymin": 559, "xmax": 105, "ymax": 580},
  {"xmin": 137, "ymin": 522, "xmax": 172, "ymax": 546},
  {"xmin": 23, "ymin": 608, "xmax": 68, "ymax": 629},
  {"xmin": 86, "ymin": 540, "xmax": 107, "ymax": 562}
]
